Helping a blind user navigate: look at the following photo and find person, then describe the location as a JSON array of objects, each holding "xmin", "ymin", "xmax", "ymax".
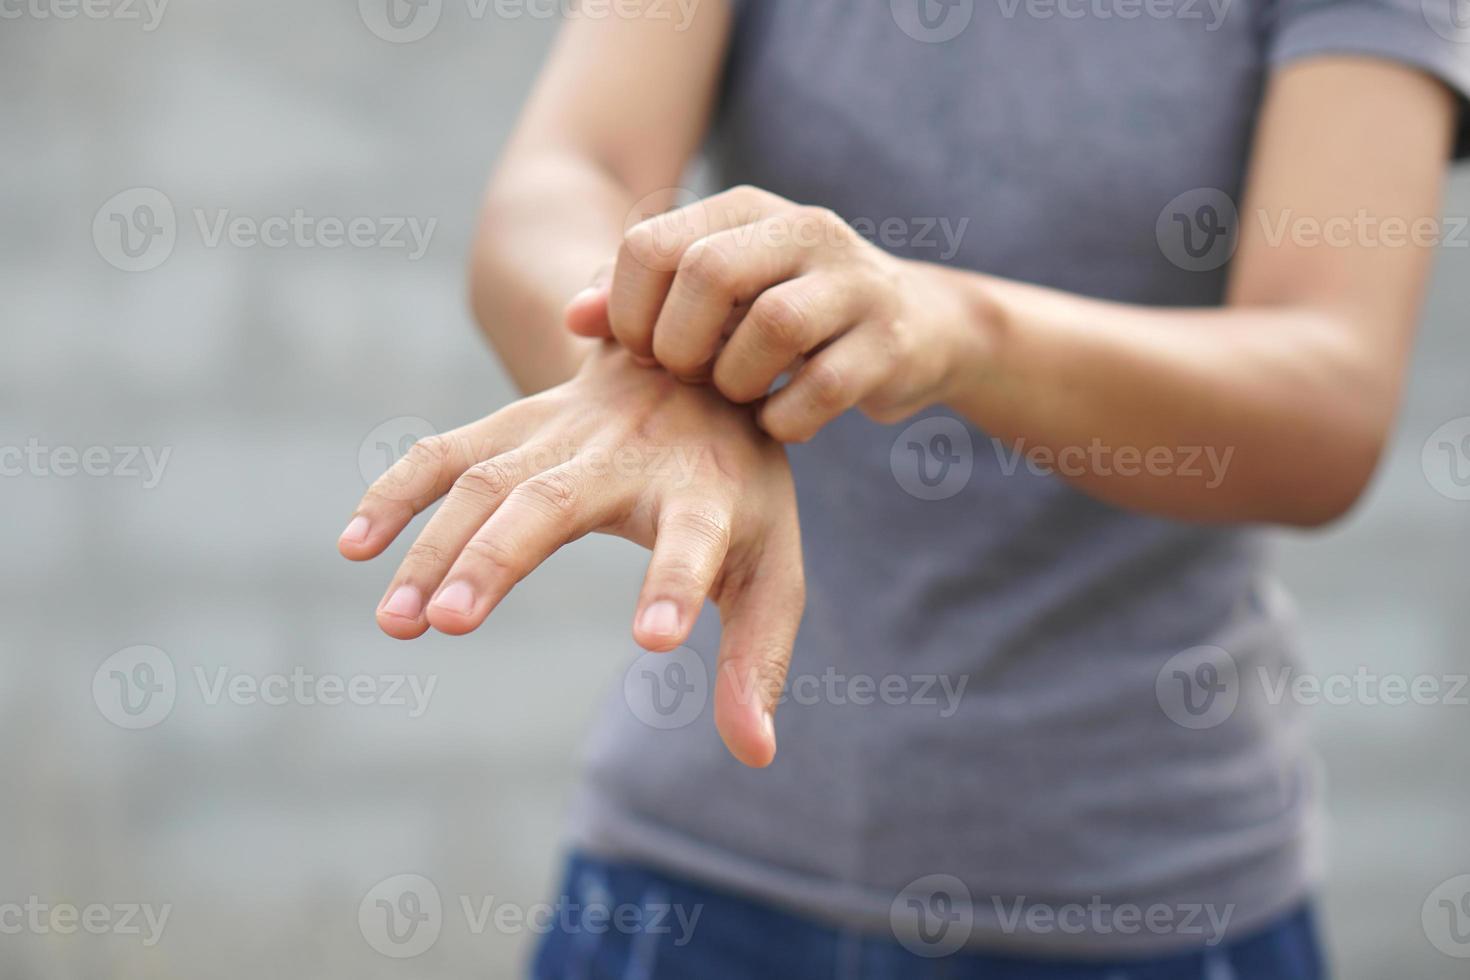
[{"xmin": 339, "ymin": 1, "xmax": 1469, "ymax": 975}]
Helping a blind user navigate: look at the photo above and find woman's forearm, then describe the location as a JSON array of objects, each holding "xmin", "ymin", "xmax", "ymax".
[
  {"xmin": 470, "ymin": 151, "xmax": 634, "ymax": 395},
  {"xmin": 935, "ymin": 265, "xmax": 1400, "ymax": 527}
]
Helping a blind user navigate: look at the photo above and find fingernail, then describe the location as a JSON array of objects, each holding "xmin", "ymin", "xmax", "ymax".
[
  {"xmin": 431, "ymin": 580, "xmax": 477, "ymax": 616},
  {"xmin": 762, "ymin": 709, "xmax": 776, "ymax": 744},
  {"xmin": 340, "ymin": 515, "xmax": 370, "ymax": 545},
  {"xmin": 637, "ymin": 600, "xmax": 681, "ymax": 639},
  {"xmin": 570, "ymin": 284, "xmax": 606, "ymax": 306},
  {"xmin": 381, "ymin": 585, "xmax": 422, "ymax": 620}
]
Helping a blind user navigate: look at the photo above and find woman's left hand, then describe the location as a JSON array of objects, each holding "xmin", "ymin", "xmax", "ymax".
[{"xmin": 565, "ymin": 185, "xmax": 979, "ymax": 442}]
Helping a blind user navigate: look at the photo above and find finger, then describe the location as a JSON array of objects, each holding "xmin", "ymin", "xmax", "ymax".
[
  {"xmin": 375, "ymin": 450, "xmax": 544, "ymax": 640},
  {"xmin": 633, "ymin": 500, "xmax": 733, "ymax": 652},
  {"xmin": 426, "ymin": 459, "xmax": 625, "ymax": 635},
  {"xmin": 713, "ymin": 527, "xmax": 806, "ymax": 769},
  {"xmin": 339, "ymin": 408, "xmax": 534, "ymax": 562},
  {"xmin": 757, "ymin": 325, "xmax": 895, "ymax": 443},
  {"xmin": 608, "ymin": 185, "xmax": 782, "ymax": 358},
  {"xmin": 565, "ymin": 262, "xmax": 614, "ymax": 338},
  {"xmin": 565, "ymin": 286, "xmax": 611, "ymax": 337},
  {"xmin": 650, "ymin": 219, "xmax": 815, "ymax": 379},
  {"xmin": 712, "ymin": 272, "xmax": 876, "ymax": 404}
]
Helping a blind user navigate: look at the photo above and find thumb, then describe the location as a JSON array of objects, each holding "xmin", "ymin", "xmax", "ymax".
[{"xmin": 565, "ymin": 262, "xmax": 614, "ymax": 338}]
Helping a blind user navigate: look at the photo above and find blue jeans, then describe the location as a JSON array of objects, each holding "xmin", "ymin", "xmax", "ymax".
[{"xmin": 530, "ymin": 853, "xmax": 1326, "ymax": 980}]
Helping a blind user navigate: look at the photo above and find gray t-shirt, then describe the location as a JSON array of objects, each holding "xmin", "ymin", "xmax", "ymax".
[{"xmin": 570, "ymin": 0, "xmax": 1470, "ymax": 956}]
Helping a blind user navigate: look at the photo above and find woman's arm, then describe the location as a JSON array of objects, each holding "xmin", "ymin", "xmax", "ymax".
[
  {"xmin": 469, "ymin": 1, "xmax": 733, "ymax": 394},
  {"xmin": 584, "ymin": 57, "xmax": 1456, "ymax": 527},
  {"xmin": 942, "ymin": 57, "xmax": 1456, "ymax": 526}
]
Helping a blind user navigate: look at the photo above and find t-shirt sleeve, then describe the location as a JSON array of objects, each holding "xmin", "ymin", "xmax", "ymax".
[{"xmin": 1268, "ymin": 0, "xmax": 1470, "ymax": 158}]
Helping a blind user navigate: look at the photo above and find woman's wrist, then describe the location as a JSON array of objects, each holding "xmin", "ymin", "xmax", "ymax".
[{"xmin": 902, "ymin": 259, "xmax": 1008, "ymax": 419}]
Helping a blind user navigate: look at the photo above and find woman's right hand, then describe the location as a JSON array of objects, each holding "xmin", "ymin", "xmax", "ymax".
[{"xmin": 338, "ymin": 343, "xmax": 805, "ymax": 767}]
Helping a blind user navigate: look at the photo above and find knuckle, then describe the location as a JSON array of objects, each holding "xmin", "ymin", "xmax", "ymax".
[
  {"xmin": 760, "ymin": 409, "xmax": 811, "ymax": 445},
  {"xmin": 677, "ymin": 238, "xmax": 734, "ymax": 292},
  {"xmin": 514, "ymin": 469, "xmax": 582, "ymax": 520},
  {"xmin": 671, "ymin": 507, "xmax": 733, "ymax": 552},
  {"xmin": 403, "ymin": 539, "xmax": 455, "ymax": 570},
  {"xmin": 454, "ymin": 457, "xmax": 518, "ymax": 502},
  {"xmin": 404, "ymin": 434, "xmax": 453, "ymax": 473},
  {"xmin": 729, "ymin": 184, "xmax": 766, "ymax": 209},
  {"xmin": 620, "ymin": 220, "xmax": 658, "ymax": 265},
  {"xmin": 460, "ymin": 535, "xmax": 518, "ymax": 576},
  {"xmin": 802, "ymin": 360, "xmax": 849, "ymax": 409},
  {"xmin": 749, "ymin": 292, "xmax": 810, "ymax": 351},
  {"xmin": 653, "ymin": 558, "xmax": 709, "ymax": 599},
  {"xmin": 804, "ymin": 205, "xmax": 841, "ymax": 229},
  {"xmin": 879, "ymin": 317, "xmax": 915, "ymax": 361}
]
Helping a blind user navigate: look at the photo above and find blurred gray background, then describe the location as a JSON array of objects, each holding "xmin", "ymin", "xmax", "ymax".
[{"xmin": 2, "ymin": 2, "xmax": 1468, "ymax": 977}]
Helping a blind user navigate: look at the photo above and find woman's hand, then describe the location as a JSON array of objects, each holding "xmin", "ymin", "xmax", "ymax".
[
  {"xmin": 565, "ymin": 185, "xmax": 981, "ymax": 443},
  {"xmin": 338, "ymin": 343, "xmax": 804, "ymax": 767}
]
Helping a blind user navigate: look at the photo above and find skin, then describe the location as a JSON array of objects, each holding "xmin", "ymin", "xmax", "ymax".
[
  {"xmin": 344, "ymin": 0, "xmax": 1457, "ymax": 766},
  {"xmin": 340, "ymin": 345, "xmax": 802, "ymax": 768}
]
